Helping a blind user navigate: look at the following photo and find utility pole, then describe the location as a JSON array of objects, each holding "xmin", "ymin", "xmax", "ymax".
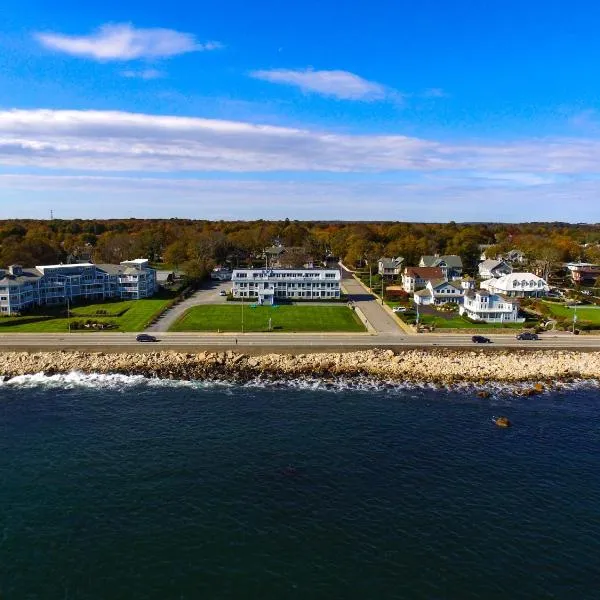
[
  {"xmin": 381, "ymin": 278, "xmax": 384, "ymax": 305},
  {"xmin": 66, "ymin": 296, "xmax": 71, "ymax": 333},
  {"xmin": 241, "ymin": 293, "xmax": 244, "ymax": 334},
  {"xmin": 573, "ymin": 305, "xmax": 577, "ymax": 334},
  {"xmin": 369, "ymin": 264, "xmax": 372, "ymax": 292}
]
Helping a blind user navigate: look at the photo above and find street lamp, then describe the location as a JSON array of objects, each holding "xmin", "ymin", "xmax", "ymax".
[{"xmin": 572, "ymin": 305, "xmax": 577, "ymax": 334}]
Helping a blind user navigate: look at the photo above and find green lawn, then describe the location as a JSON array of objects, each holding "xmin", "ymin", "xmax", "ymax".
[
  {"xmin": 0, "ymin": 297, "xmax": 173, "ymax": 332},
  {"xmin": 170, "ymin": 305, "xmax": 365, "ymax": 332},
  {"xmin": 417, "ymin": 313, "xmax": 526, "ymax": 330},
  {"xmin": 540, "ymin": 301, "xmax": 600, "ymax": 325}
]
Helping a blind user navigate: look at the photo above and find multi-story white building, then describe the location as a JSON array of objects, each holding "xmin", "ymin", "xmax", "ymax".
[
  {"xmin": 231, "ymin": 268, "xmax": 341, "ymax": 305},
  {"xmin": 480, "ymin": 272, "xmax": 549, "ymax": 298},
  {"xmin": 460, "ymin": 289, "xmax": 524, "ymax": 323},
  {"xmin": 0, "ymin": 259, "xmax": 157, "ymax": 315}
]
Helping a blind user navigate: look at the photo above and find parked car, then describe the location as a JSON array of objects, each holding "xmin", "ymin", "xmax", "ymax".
[
  {"xmin": 136, "ymin": 334, "xmax": 158, "ymax": 343},
  {"xmin": 392, "ymin": 306, "xmax": 407, "ymax": 312},
  {"xmin": 219, "ymin": 290, "xmax": 228, "ymax": 296},
  {"xmin": 516, "ymin": 332, "xmax": 539, "ymax": 341},
  {"xmin": 472, "ymin": 335, "xmax": 491, "ymax": 343}
]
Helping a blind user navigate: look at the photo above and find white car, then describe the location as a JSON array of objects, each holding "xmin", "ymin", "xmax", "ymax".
[
  {"xmin": 392, "ymin": 306, "xmax": 407, "ymax": 313},
  {"xmin": 219, "ymin": 290, "xmax": 228, "ymax": 296}
]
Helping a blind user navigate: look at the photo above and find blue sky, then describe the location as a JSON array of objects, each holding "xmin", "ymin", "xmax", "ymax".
[{"xmin": 1, "ymin": 0, "xmax": 600, "ymax": 221}]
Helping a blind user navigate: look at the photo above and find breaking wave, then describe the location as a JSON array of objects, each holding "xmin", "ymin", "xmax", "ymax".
[{"xmin": 1, "ymin": 370, "xmax": 599, "ymax": 396}]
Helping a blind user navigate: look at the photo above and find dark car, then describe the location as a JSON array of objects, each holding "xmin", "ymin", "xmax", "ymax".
[
  {"xmin": 136, "ymin": 334, "xmax": 158, "ymax": 343},
  {"xmin": 472, "ymin": 335, "xmax": 491, "ymax": 343},
  {"xmin": 516, "ymin": 332, "xmax": 539, "ymax": 341}
]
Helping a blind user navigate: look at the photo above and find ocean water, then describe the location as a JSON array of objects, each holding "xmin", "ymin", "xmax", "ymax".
[{"xmin": 1, "ymin": 375, "xmax": 599, "ymax": 600}]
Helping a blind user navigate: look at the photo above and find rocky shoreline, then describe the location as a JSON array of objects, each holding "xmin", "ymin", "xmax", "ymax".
[{"xmin": 1, "ymin": 349, "xmax": 599, "ymax": 386}]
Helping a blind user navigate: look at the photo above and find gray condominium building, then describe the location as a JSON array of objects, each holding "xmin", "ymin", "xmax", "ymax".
[{"xmin": 0, "ymin": 259, "xmax": 157, "ymax": 316}]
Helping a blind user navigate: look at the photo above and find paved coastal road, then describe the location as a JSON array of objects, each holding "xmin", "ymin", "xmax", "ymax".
[
  {"xmin": 1, "ymin": 332, "xmax": 599, "ymax": 352},
  {"xmin": 340, "ymin": 267, "xmax": 403, "ymax": 334}
]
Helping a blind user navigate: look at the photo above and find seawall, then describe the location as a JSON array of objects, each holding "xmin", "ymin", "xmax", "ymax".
[{"xmin": 1, "ymin": 349, "xmax": 599, "ymax": 385}]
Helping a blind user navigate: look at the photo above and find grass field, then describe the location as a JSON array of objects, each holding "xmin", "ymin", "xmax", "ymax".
[
  {"xmin": 417, "ymin": 314, "xmax": 525, "ymax": 330},
  {"xmin": 170, "ymin": 305, "xmax": 365, "ymax": 332},
  {"xmin": 540, "ymin": 301, "xmax": 600, "ymax": 325},
  {"xmin": 0, "ymin": 297, "xmax": 174, "ymax": 332}
]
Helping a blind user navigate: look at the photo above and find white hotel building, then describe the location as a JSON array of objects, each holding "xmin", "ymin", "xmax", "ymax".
[
  {"xmin": 0, "ymin": 259, "xmax": 157, "ymax": 315},
  {"xmin": 231, "ymin": 268, "xmax": 341, "ymax": 304}
]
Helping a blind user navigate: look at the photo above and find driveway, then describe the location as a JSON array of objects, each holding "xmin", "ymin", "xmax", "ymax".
[
  {"xmin": 340, "ymin": 267, "xmax": 404, "ymax": 335},
  {"xmin": 146, "ymin": 280, "xmax": 232, "ymax": 332}
]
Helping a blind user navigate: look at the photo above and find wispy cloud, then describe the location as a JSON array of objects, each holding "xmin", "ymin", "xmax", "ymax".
[
  {"xmin": 121, "ymin": 68, "xmax": 165, "ymax": 80},
  {"xmin": 34, "ymin": 23, "xmax": 222, "ymax": 61},
  {"xmin": 422, "ymin": 88, "xmax": 448, "ymax": 98},
  {"xmin": 0, "ymin": 173, "xmax": 598, "ymax": 221},
  {"xmin": 250, "ymin": 68, "xmax": 398, "ymax": 101},
  {"xmin": 1, "ymin": 109, "xmax": 600, "ymax": 179}
]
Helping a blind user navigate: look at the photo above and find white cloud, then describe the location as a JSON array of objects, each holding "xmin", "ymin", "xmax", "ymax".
[
  {"xmin": 35, "ymin": 23, "xmax": 221, "ymax": 61},
  {"xmin": 1, "ymin": 109, "xmax": 600, "ymax": 179},
  {"xmin": 250, "ymin": 68, "xmax": 396, "ymax": 101},
  {"xmin": 422, "ymin": 88, "xmax": 447, "ymax": 98},
  {"xmin": 121, "ymin": 68, "xmax": 165, "ymax": 80}
]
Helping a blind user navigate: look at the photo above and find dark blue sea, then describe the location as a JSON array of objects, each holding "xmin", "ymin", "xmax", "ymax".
[{"xmin": 1, "ymin": 374, "xmax": 599, "ymax": 600}]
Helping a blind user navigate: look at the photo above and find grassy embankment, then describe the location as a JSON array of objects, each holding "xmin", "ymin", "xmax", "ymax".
[
  {"xmin": 170, "ymin": 305, "xmax": 365, "ymax": 332},
  {"xmin": 0, "ymin": 296, "xmax": 175, "ymax": 332},
  {"xmin": 538, "ymin": 300, "xmax": 600, "ymax": 329}
]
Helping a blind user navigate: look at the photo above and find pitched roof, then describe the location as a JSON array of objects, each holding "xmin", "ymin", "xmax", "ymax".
[
  {"xmin": 415, "ymin": 289, "xmax": 431, "ymax": 297},
  {"xmin": 379, "ymin": 256, "xmax": 404, "ymax": 268},
  {"xmin": 479, "ymin": 259, "xmax": 503, "ymax": 271},
  {"xmin": 404, "ymin": 266, "xmax": 443, "ymax": 279},
  {"xmin": 421, "ymin": 255, "xmax": 463, "ymax": 268}
]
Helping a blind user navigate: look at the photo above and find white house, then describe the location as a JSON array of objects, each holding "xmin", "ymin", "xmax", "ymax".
[
  {"xmin": 231, "ymin": 268, "xmax": 341, "ymax": 305},
  {"xmin": 478, "ymin": 259, "xmax": 512, "ymax": 279},
  {"xmin": 480, "ymin": 272, "xmax": 549, "ymax": 297},
  {"xmin": 402, "ymin": 267, "xmax": 444, "ymax": 292},
  {"xmin": 0, "ymin": 259, "xmax": 157, "ymax": 315},
  {"xmin": 378, "ymin": 256, "xmax": 404, "ymax": 278},
  {"xmin": 413, "ymin": 279, "xmax": 464, "ymax": 306},
  {"xmin": 460, "ymin": 290, "xmax": 524, "ymax": 323}
]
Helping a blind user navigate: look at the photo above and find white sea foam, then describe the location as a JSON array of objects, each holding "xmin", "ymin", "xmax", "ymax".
[{"xmin": 1, "ymin": 370, "xmax": 598, "ymax": 397}]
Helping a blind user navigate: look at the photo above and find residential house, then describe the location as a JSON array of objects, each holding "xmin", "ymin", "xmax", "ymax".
[
  {"xmin": 503, "ymin": 249, "xmax": 526, "ymax": 264},
  {"xmin": 478, "ymin": 259, "xmax": 513, "ymax": 280},
  {"xmin": 460, "ymin": 290, "xmax": 524, "ymax": 323},
  {"xmin": 0, "ymin": 259, "xmax": 157, "ymax": 316},
  {"xmin": 402, "ymin": 267, "xmax": 444, "ymax": 292},
  {"xmin": 231, "ymin": 268, "xmax": 341, "ymax": 305},
  {"xmin": 210, "ymin": 266, "xmax": 232, "ymax": 281},
  {"xmin": 264, "ymin": 244, "xmax": 285, "ymax": 267},
  {"xmin": 413, "ymin": 279, "xmax": 465, "ymax": 306},
  {"xmin": 480, "ymin": 272, "xmax": 549, "ymax": 297},
  {"xmin": 378, "ymin": 256, "xmax": 404, "ymax": 278},
  {"xmin": 566, "ymin": 262, "xmax": 600, "ymax": 285},
  {"xmin": 419, "ymin": 255, "xmax": 463, "ymax": 279},
  {"xmin": 460, "ymin": 276, "xmax": 476, "ymax": 291}
]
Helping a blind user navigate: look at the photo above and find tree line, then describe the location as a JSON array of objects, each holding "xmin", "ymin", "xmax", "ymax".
[{"xmin": 1, "ymin": 219, "xmax": 599, "ymax": 279}]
